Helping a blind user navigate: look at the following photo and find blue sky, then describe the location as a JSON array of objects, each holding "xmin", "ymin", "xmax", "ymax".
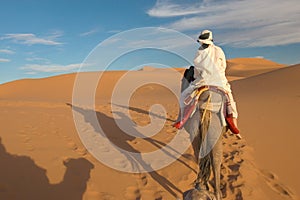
[{"xmin": 0, "ymin": 0, "xmax": 299, "ymax": 84}]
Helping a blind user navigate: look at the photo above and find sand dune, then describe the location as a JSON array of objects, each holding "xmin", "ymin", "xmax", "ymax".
[
  {"xmin": 0, "ymin": 58, "xmax": 282, "ymax": 102},
  {"xmin": 0, "ymin": 58, "xmax": 298, "ymax": 200},
  {"xmin": 226, "ymin": 58, "xmax": 286, "ymax": 81},
  {"xmin": 231, "ymin": 64, "xmax": 300, "ymax": 198}
]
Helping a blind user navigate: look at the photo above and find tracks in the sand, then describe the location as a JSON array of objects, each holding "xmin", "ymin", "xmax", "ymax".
[{"xmin": 220, "ymin": 132, "xmax": 246, "ymax": 200}]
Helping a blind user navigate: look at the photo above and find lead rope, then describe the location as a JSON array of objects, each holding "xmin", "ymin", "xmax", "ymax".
[
  {"xmin": 195, "ymin": 91, "xmax": 212, "ymax": 190},
  {"xmin": 201, "ymin": 92, "xmax": 211, "ymax": 123}
]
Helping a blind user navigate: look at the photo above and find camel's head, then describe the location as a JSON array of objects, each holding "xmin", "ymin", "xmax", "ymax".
[
  {"xmin": 63, "ymin": 158, "xmax": 94, "ymax": 182},
  {"xmin": 63, "ymin": 158, "xmax": 94, "ymax": 169},
  {"xmin": 183, "ymin": 189, "xmax": 216, "ymax": 200}
]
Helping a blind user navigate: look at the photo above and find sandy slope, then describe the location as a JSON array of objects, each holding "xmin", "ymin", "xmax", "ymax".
[
  {"xmin": 0, "ymin": 58, "xmax": 298, "ymax": 200},
  {"xmin": 231, "ymin": 64, "xmax": 300, "ymax": 198},
  {"xmin": 226, "ymin": 58, "xmax": 286, "ymax": 81}
]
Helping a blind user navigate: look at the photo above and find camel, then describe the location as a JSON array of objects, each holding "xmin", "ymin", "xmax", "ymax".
[{"xmin": 180, "ymin": 73, "xmax": 227, "ymax": 200}]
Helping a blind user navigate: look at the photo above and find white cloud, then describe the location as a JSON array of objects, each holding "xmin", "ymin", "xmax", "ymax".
[
  {"xmin": 24, "ymin": 71, "xmax": 37, "ymax": 75},
  {"xmin": 26, "ymin": 57, "xmax": 51, "ymax": 63},
  {"xmin": 147, "ymin": 0, "xmax": 204, "ymax": 17},
  {"xmin": 80, "ymin": 28, "xmax": 99, "ymax": 37},
  {"xmin": 0, "ymin": 58, "xmax": 10, "ymax": 62},
  {"xmin": 107, "ymin": 30, "xmax": 122, "ymax": 34},
  {"xmin": 0, "ymin": 49, "xmax": 15, "ymax": 54},
  {"xmin": 254, "ymin": 56, "xmax": 264, "ymax": 59},
  {"xmin": 20, "ymin": 63, "xmax": 87, "ymax": 73},
  {"xmin": 118, "ymin": 35, "xmax": 194, "ymax": 51},
  {"xmin": 148, "ymin": 0, "xmax": 300, "ymax": 47},
  {"xmin": 101, "ymin": 37, "xmax": 122, "ymax": 46},
  {"xmin": 1, "ymin": 33, "xmax": 62, "ymax": 45}
]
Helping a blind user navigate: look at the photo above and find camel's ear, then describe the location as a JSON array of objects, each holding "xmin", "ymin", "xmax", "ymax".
[
  {"xmin": 88, "ymin": 161, "xmax": 95, "ymax": 169},
  {"xmin": 63, "ymin": 158, "xmax": 71, "ymax": 166}
]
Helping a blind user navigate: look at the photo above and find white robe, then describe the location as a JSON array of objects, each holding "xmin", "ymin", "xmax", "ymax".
[{"xmin": 180, "ymin": 44, "xmax": 238, "ymax": 118}]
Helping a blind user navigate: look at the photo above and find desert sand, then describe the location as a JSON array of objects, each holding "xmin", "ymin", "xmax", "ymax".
[
  {"xmin": 226, "ymin": 58, "xmax": 286, "ymax": 81},
  {"xmin": 0, "ymin": 58, "xmax": 299, "ymax": 200}
]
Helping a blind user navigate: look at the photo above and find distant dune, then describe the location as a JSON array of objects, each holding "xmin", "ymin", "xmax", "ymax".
[
  {"xmin": 226, "ymin": 58, "xmax": 286, "ymax": 81},
  {"xmin": 0, "ymin": 58, "xmax": 299, "ymax": 200}
]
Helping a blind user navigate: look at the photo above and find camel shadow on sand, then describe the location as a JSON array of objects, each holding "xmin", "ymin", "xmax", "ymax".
[
  {"xmin": 67, "ymin": 103, "xmax": 194, "ymax": 198},
  {"xmin": 0, "ymin": 137, "xmax": 94, "ymax": 200}
]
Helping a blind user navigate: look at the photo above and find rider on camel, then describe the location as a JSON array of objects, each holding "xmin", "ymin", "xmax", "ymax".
[{"xmin": 175, "ymin": 30, "xmax": 240, "ymax": 138}]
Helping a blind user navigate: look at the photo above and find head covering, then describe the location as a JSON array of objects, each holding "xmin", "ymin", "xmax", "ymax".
[{"xmin": 197, "ymin": 30, "xmax": 213, "ymax": 45}]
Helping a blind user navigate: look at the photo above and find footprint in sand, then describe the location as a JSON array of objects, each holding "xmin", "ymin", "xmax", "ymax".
[
  {"xmin": 228, "ymin": 162, "xmax": 242, "ymax": 173},
  {"xmin": 261, "ymin": 170, "xmax": 294, "ymax": 198},
  {"xmin": 272, "ymin": 183, "xmax": 292, "ymax": 197},
  {"xmin": 220, "ymin": 132, "xmax": 246, "ymax": 198},
  {"xmin": 67, "ymin": 141, "xmax": 78, "ymax": 151},
  {"xmin": 124, "ymin": 186, "xmax": 141, "ymax": 200},
  {"xmin": 235, "ymin": 188, "xmax": 243, "ymax": 200},
  {"xmin": 153, "ymin": 191, "xmax": 164, "ymax": 200},
  {"xmin": 231, "ymin": 141, "xmax": 239, "ymax": 146},
  {"xmin": 138, "ymin": 174, "xmax": 148, "ymax": 187}
]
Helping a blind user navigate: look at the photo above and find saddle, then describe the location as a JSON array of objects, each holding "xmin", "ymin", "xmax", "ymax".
[{"xmin": 173, "ymin": 86, "xmax": 240, "ymax": 135}]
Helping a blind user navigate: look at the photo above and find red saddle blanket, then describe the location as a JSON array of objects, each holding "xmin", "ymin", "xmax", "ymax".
[{"xmin": 173, "ymin": 87, "xmax": 240, "ymax": 134}]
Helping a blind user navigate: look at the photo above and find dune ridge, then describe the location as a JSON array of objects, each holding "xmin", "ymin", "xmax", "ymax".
[{"xmin": 226, "ymin": 57, "xmax": 286, "ymax": 81}]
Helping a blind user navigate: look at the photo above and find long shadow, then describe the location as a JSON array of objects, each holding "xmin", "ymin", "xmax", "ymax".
[
  {"xmin": 114, "ymin": 111, "xmax": 196, "ymax": 174},
  {"xmin": 0, "ymin": 137, "xmax": 94, "ymax": 200},
  {"xmin": 110, "ymin": 104, "xmax": 194, "ymax": 171},
  {"xmin": 143, "ymin": 137, "xmax": 197, "ymax": 174},
  {"xmin": 67, "ymin": 103, "xmax": 190, "ymax": 197},
  {"xmin": 112, "ymin": 103, "xmax": 176, "ymax": 123}
]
